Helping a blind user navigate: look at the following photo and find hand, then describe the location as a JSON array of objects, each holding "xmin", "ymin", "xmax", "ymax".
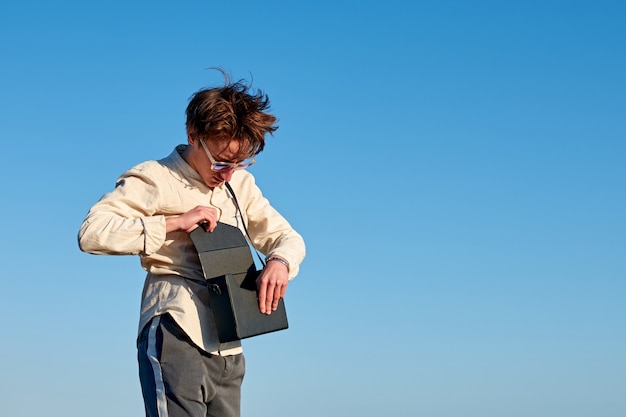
[
  {"xmin": 257, "ymin": 259, "xmax": 289, "ymax": 315},
  {"xmin": 166, "ymin": 206, "xmax": 219, "ymax": 233}
]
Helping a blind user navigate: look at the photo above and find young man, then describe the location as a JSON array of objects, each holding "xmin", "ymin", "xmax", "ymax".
[{"xmin": 78, "ymin": 76, "xmax": 306, "ymax": 417}]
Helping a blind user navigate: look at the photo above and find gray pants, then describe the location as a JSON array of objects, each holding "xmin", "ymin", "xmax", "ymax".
[{"xmin": 138, "ymin": 314, "xmax": 245, "ymax": 417}]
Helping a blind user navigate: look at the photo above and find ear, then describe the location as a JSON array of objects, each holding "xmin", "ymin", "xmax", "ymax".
[{"xmin": 187, "ymin": 132, "xmax": 195, "ymax": 144}]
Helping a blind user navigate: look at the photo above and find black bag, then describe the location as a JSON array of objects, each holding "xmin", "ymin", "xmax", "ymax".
[{"xmin": 190, "ymin": 222, "xmax": 288, "ymax": 343}]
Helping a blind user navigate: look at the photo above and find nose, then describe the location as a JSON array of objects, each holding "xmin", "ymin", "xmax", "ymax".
[{"xmin": 219, "ymin": 168, "xmax": 235, "ymax": 182}]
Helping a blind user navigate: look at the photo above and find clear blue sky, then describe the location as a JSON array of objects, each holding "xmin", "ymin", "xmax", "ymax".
[{"xmin": 1, "ymin": 1, "xmax": 624, "ymax": 416}]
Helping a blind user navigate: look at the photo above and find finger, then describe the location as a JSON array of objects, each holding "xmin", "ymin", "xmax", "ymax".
[
  {"xmin": 271, "ymin": 283, "xmax": 282, "ymax": 311},
  {"xmin": 184, "ymin": 222, "xmax": 201, "ymax": 233},
  {"xmin": 257, "ymin": 279, "xmax": 268, "ymax": 314},
  {"xmin": 205, "ymin": 220, "xmax": 216, "ymax": 232},
  {"xmin": 200, "ymin": 217, "xmax": 217, "ymax": 232},
  {"xmin": 265, "ymin": 282, "xmax": 276, "ymax": 315}
]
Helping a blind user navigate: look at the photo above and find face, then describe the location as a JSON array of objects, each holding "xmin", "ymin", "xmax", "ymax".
[{"xmin": 183, "ymin": 135, "xmax": 250, "ymax": 189}]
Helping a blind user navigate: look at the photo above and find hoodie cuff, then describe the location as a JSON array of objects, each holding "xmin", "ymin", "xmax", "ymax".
[{"xmin": 141, "ymin": 215, "xmax": 166, "ymax": 255}]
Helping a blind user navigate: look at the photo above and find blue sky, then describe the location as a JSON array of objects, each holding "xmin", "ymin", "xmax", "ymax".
[{"xmin": 1, "ymin": 1, "xmax": 624, "ymax": 416}]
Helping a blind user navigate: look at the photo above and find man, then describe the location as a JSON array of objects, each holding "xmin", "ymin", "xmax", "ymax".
[{"xmin": 78, "ymin": 75, "xmax": 306, "ymax": 417}]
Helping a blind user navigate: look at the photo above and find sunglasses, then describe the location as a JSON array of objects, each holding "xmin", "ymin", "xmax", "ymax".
[{"xmin": 200, "ymin": 139, "xmax": 256, "ymax": 171}]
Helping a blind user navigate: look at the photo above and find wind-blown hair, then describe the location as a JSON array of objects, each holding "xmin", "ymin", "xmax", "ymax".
[{"xmin": 186, "ymin": 73, "xmax": 278, "ymax": 160}]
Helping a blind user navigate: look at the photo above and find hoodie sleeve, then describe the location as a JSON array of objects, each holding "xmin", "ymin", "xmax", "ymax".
[{"xmin": 78, "ymin": 164, "xmax": 167, "ymax": 256}]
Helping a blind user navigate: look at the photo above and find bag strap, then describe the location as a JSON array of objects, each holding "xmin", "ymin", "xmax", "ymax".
[{"xmin": 225, "ymin": 182, "xmax": 266, "ymax": 268}]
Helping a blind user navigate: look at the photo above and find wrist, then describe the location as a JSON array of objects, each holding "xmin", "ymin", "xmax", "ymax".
[{"xmin": 266, "ymin": 256, "xmax": 289, "ymax": 270}]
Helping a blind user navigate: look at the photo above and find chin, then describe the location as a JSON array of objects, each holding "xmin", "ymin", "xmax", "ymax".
[{"xmin": 207, "ymin": 179, "xmax": 224, "ymax": 188}]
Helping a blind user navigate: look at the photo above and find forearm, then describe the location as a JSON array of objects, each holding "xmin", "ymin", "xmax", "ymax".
[
  {"xmin": 78, "ymin": 211, "xmax": 166, "ymax": 255},
  {"xmin": 78, "ymin": 167, "xmax": 168, "ymax": 256},
  {"xmin": 241, "ymin": 183, "xmax": 306, "ymax": 279},
  {"xmin": 261, "ymin": 232, "xmax": 306, "ymax": 279}
]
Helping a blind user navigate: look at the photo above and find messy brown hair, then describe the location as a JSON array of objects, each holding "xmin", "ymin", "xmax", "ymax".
[{"xmin": 186, "ymin": 71, "xmax": 278, "ymax": 160}]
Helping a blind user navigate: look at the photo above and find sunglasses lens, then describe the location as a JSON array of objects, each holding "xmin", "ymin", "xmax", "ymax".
[
  {"xmin": 211, "ymin": 158, "xmax": 255, "ymax": 171},
  {"xmin": 212, "ymin": 164, "xmax": 231, "ymax": 171}
]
